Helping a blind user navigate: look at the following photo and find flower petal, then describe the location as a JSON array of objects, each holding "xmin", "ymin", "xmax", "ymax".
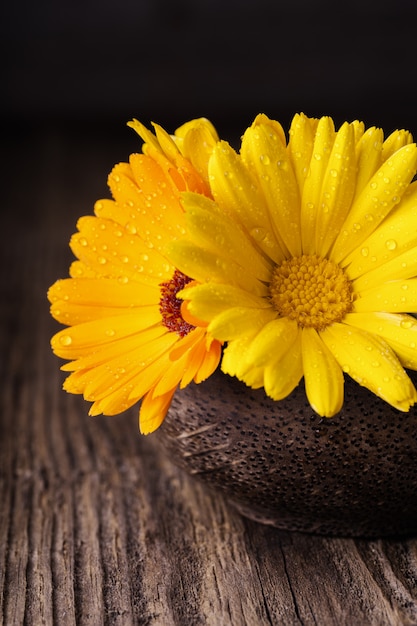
[
  {"xmin": 263, "ymin": 334, "xmax": 303, "ymax": 401},
  {"xmin": 332, "ymin": 143, "xmax": 417, "ymax": 264},
  {"xmin": 181, "ymin": 193, "xmax": 272, "ymax": 282},
  {"xmin": 287, "ymin": 112, "xmax": 317, "ymax": 196},
  {"xmin": 315, "ymin": 122, "xmax": 357, "ymax": 257},
  {"xmin": 178, "ymin": 282, "xmax": 270, "ymax": 321},
  {"xmin": 244, "ymin": 317, "xmax": 298, "ymax": 367},
  {"xmin": 301, "ymin": 327, "xmax": 344, "ymax": 417},
  {"xmin": 70, "ymin": 215, "xmax": 173, "ymax": 284},
  {"xmin": 169, "ymin": 240, "xmax": 268, "ymax": 297},
  {"xmin": 342, "ymin": 182, "xmax": 417, "ymax": 282},
  {"xmin": 208, "ymin": 307, "xmax": 277, "ymax": 342},
  {"xmin": 301, "ymin": 116, "xmax": 336, "ymax": 254},
  {"xmin": 343, "ymin": 312, "xmax": 417, "ymax": 369},
  {"xmin": 354, "ymin": 279, "xmax": 417, "ymax": 313},
  {"xmin": 209, "ymin": 140, "xmax": 286, "ymax": 263},
  {"xmin": 352, "ymin": 127, "xmax": 383, "ymax": 201},
  {"xmin": 139, "ymin": 388, "xmax": 176, "ymax": 435},
  {"xmin": 240, "ymin": 117, "xmax": 302, "ymax": 257},
  {"xmin": 321, "ymin": 322, "xmax": 417, "ymax": 411}
]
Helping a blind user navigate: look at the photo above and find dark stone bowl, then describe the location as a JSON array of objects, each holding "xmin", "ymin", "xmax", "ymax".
[{"xmin": 157, "ymin": 370, "xmax": 417, "ymax": 537}]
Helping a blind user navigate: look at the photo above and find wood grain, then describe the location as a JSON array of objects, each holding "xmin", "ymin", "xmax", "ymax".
[{"xmin": 2, "ymin": 126, "xmax": 417, "ymax": 625}]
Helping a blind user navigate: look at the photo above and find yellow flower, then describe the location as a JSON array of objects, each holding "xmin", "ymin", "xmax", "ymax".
[
  {"xmin": 48, "ymin": 118, "xmax": 222, "ymax": 434},
  {"xmin": 170, "ymin": 113, "xmax": 417, "ymax": 417}
]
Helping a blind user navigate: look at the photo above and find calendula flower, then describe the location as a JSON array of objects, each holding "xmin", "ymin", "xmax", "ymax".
[
  {"xmin": 170, "ymin": 113, "xmax": 417, "ymax": 417},
  {"xmin": 48, "ymin": 118, "xmax": 222, "ymax": 434}
]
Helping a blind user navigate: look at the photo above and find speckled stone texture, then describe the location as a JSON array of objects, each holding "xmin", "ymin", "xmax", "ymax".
[{"xmin": 158, "ymin": 370, "xmax": 417, "ymax": 537}]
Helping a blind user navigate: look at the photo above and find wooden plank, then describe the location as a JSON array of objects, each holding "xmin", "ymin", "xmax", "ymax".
[{"xmin": 2, "ymin": 126, "xmax": 417, "ymax": 625}]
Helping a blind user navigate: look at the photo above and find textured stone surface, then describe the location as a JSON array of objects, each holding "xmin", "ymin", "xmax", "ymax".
[{"xmin": 160, "ymin": 369, "xmax": 417, "ymax": 537}]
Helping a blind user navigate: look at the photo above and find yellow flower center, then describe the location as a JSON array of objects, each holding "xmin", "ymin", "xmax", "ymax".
[
  {"xmin": 270, "ymin": 254, "xmax": 354, "ymax": 331},
  {"xmin": 159, "ymin": 270, "xmax": 196, "ymax": 337}
]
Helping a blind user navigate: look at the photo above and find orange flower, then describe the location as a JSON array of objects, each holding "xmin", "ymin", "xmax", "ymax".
[{"xmin": 48, "ymin": 118, "xmax": 222, "ymax": 434}]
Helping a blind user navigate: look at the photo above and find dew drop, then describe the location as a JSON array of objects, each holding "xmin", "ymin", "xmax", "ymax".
[
  {"xmin": 105, "ymin": 329, "xmax": 116, "ymax": 337},
  {"xmin": 59, "ymin": 334, "xmax": 72, "ymax": 346},
  {"xmin": 250, "ymin": 227, "xmax": 266, "ymax": 241},
  {"xmin": 329, "ymin": 169, "xmax": 338, "ymax": 178},
  {"xmin": 370, "ymin": 181, "xmax": 378, "ymax": 190},
  {"xmin": 98, "ymin": 256, "xmax": 107, "ymax": 265},
  {"xmin": 121, "ymin": 256, "xmax": 129, "ymax": 263},
  {"xmin": 361, "ymin": 247, "xmax": 369, "ymax": 257},
  {"xmin": 126, "ymin": 223, "xmax": 137, "ymax": 235},
  {"xmin": 313, "ymin": 153, "xmax": 322, "ymax": 161},
  {"xmin": 260, "ymin": 154, "xmax": 270, "ymax": 165},
  {"xmin": 79, "ymin": 237, "xmax": 88, "ymax": 247},
  {"xmin": 385, "ymin": 239, "xmax": 397, "ymax": 251},
  {"xmin": 400, "ymin": 319, "xmax": 413, "ymax": 329}
]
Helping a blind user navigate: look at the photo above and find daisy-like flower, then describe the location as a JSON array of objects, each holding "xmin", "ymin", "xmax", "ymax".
[
  {"xmin": 48, "ymin": 118, "xmax": 222, "ymax": 434},
  {"xmin": 170, "ymin": 113, "xmax": 417, "ymax": 417}
]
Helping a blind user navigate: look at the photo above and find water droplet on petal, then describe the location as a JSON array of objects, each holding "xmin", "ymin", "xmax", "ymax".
[
  {"xmin": 361, "ymin": 247, "xmax": 369, "ymax": 257},
  {"xmin": 385, "ymin": 239, "xmax": 397, "ymax": 251},
  {"xmin": 260, "ymin": 154, "xmax": 270, "ymax": 165},
  {"xmin": 400, "ymin": 319, "xmax": 413, "ymax": 329},
  {"xmin": 79, "ymin": 237, "xmax": 88, "ymax": 247},
  {"xmin": 59, "ymin": 334, "xmax": 72, "ymax": 346}
]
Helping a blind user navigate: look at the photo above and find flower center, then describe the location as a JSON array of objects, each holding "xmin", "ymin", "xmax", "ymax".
[
  {"xmin": 159, "ymin": 270, "xmax": 195, "ymax": 337},
  {"xmin": 270, "ymin": 254, "xmax": 354, "ymax": 331}
]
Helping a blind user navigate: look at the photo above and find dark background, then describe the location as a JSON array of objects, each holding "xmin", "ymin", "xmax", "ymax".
[{"xmin": 3, "ymin": 0, "xmax": 417, "ymax": 140}]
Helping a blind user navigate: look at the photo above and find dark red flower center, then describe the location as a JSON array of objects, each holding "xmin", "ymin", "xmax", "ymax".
[{"xmin": 159, "ymin": 270, "xmax": 195, "ymax": 337}]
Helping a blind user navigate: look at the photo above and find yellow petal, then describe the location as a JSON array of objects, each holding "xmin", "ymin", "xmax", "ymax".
[
  {"xmin": 321, "ymin": 322, "xmax": 417, "ymax": 411},
  {"xmin": 240, "ymin": 120, "xmax": 302, "ymax": 257},
  {"xmin": 352, "ymin": 246, "xmax": 417, "ymax": 292},
  {"xmin": 70, "ymin": 216, "xmax": 173, "ymax": 284},
  {"xmin": 343, "ymin": 312, "xmax": 417, "ymax": 369},
  {"xmin": 169, "ymin": 240, "xmax": 268, "ymax": 298},
  {"xmin": 245, "ymin": 317, "xmax": 298, "ymax": 367},
  {"xmin": 48, "ymin": 277, "xmax": 159, "ymax": 308},
  {"xmin": 174, "ymin": 118, "xmax": 219, "ymax": 182},
  {"xmin": 301, "ymin": 116, "xmax": 336, "ymax": 254},
  {"xmin": 209, "ymin": 141, "xmax": 285, "ymax": 264},
  {"xmin": 127, "ymin": 118, "xmax": 161, "ymax": 153},
  {"xmin": 263, "ymin": 333, "xmax": 303, "ymax": 401},
  {"xmin": 352, "ymin": 127, "xmax": 383, "ymax": 201},
  {"xmin": 332, "ymin": 143, "xmax": 417, "ymax": 264},
  {"xmin": 315, "ymin": 122, "xmax": 357, "ymax": 257},
  {"xmin": 342, "ymin": 182, "xmax": 417, "ymax": 281},
  {"xmin": 52, "ymin": 316, "xmax": 166, "ymax": 362},
  {"xmin": 301, "ymin": 327, "xmax": 344, "ymax": 417},
  {"xmin": 177, "ymin": 282, "xmax": 270, "ymax": 322},
  {"xmin": 382, "ymin": 129, "xmax": 414, "ymax": 161},
  {"xmin": 287, "ymin": 112, "xmax": 316, "ymax": 196},
  {"xmin": 354, "ymin": 279, "xmax": 417, "ymax": 313},
  {"xmin": 208, "ymin": 307, "xmax": 277, "ymax": 342},
  {"xmin": 181, "ymin": 193, "xmax": 272, "ymax": 282}
]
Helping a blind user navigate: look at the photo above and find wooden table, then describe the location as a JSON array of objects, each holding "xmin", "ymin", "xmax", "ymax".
[{"xmin": 2, "ymin": 124, "xmax": 417, "ymax": 625}]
